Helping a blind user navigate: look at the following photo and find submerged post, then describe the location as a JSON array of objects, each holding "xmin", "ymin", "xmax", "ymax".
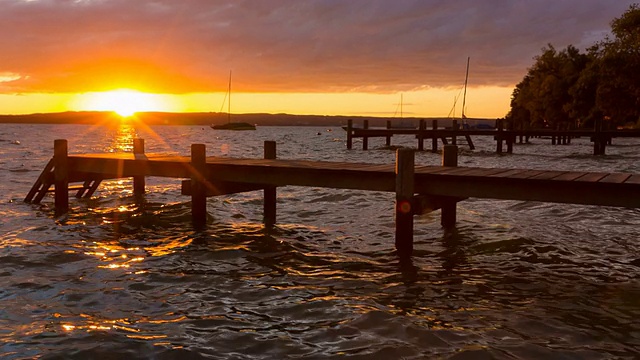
[
  {"xmin": 593, "ymin": 118, "xmax": 606, "ymax": 155},
  {"xmin": 395, "ymin": 148, "xmax": 415, "ymax": 258},
  {"xmin": 191, "ymin": 144, "xmax": 207, "ymax": 227},
  {"xmin": 496, "ymin": 119, "xmax": 504, "ymax": 154},
  {"xmin": 362, "ymin": 120, "xmax": 369, "ymax": 150},
  {"xmin": 418, "ymin": 119, "xmax": 425, "ymax": 151},
  {"xmin": 441, "ymin": 145, "xmax": 458, "ymax": 228},
  {"xmin": 432, "ymin": 120, "xmax": 438, "ymax": 153},
  {"xmin": 264, "ymin": 141, "xmax": 277, "ymax": 228},
  {"xmin": 54, "ymin": 139, "xmax": 69, "ymax": 216},
  {"xmin": 133, "ymin": 138, "xmax": 145, "ymax": 196},
  {"xmin": 386, "ymin": 120, "xmax": 392, "ymax": 147},
  {"xmin": 452, "ymin": 120, "xmax": 458, "ymax": 146},
  {"xmin": 346, "ymin": 119, "xmax": 353, "ymax": 150}
]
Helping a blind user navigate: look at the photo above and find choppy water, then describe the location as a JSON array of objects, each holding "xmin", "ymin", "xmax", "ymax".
[{"xmin": 1, "ymin": 122, "xmax": 639, "ymax": 359}]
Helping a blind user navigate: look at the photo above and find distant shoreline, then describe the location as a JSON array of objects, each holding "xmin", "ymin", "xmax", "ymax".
[{"xmin": 0, "ymin": 111, "xmax": 495, "ymax": 127}]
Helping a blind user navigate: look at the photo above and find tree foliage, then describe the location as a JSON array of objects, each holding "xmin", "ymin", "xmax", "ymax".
[{"xmin": 507, "ymin": 4, "xmax": 640, "ymax": 129}]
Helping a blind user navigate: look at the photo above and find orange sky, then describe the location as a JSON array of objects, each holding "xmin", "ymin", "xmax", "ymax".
[{"xmin": 0, "ymin": 0, "xmax": 634, "ymax": 118}]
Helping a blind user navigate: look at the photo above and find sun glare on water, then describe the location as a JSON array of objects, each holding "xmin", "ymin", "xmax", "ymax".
[{"xmin": 78, "ymin": 89, "xmax": 166, "ymax": 117}]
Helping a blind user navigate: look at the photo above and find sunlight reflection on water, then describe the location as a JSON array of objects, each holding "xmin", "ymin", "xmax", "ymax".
[{"xmin": 0, "ymin": 123, "xmax": 638, "ymax": 358}]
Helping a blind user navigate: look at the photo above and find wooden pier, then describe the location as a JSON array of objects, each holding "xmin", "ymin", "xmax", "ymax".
[
  {"xmin": 25, "ymin": 139, "xmax": 640, "ymax": 258},
  {"xmin": 345, "ymin": 119, "xmax": 640, "ymax": 155}
]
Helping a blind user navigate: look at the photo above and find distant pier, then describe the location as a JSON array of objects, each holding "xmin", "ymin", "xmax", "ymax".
[
  {"xmin": 25, "ymin": 139, "xmax": 640, "ymax": 258},
  {"xmin": 344, "ymin": 119, "xmax": 640, "ymax": 155}
]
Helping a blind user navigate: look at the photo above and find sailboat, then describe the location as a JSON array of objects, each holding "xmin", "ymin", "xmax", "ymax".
[
  {"xmin": 461, "ymin": 56, "xmax": 470, "ymax": 129},
  {"xmin": 391, "ymin": 93, "xmax": 415, "ymax": 129},
  {"xmin": 448, "ymin": 57, "xmax": 471, "ymax": 129},
  {"xmin": 211, "ymin": 71, "xmax": 256, "ymax": 130}
]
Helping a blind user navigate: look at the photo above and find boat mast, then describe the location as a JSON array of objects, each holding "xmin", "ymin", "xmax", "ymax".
[
  {"xmin": 400, "ymin": 93, "xmax": 403, "ymax": 118},
  {"xmin": 461, "ymin": 57, "xmax": 470, "ymax": 121},
  {"xmin": 227, "ymin": 70, "xmax": 232, "ymax": 124}
]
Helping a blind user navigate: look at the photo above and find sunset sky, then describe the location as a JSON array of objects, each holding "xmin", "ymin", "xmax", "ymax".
[{"xmin": 0, "ymin": 0, "xmax": 635, "ymax": 118}]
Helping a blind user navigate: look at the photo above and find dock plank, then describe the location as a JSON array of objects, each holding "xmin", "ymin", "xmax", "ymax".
[
  {"xmin": 485, "ymin": 169, "xmax": 531, "ymax": 178},
  {"xmin": 599, "ymin": 173, "xmax": 632, "ymax": 184},
  {"xmin": 574, "ymin": 172, "xmax": 609, "ymax": 183},
  {"xmin": 528, "ymin": 171, "xmax": 568, "ymax": 181},
  {"xmin": 549, "ymin": 172, "xmax": 587, "ymax": 181},
  {"xmin": 505, "ymin": 169, "xmax": 548, "ymax": 179},
  {"xmin": 625, "ymin": 174, "xmax": 640, "ymax": 184}
]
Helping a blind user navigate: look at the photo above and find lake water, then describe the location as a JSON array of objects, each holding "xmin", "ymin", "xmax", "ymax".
[{"xmin": 1, "ymin": 123, "xmax": 639, "ymax": 359}]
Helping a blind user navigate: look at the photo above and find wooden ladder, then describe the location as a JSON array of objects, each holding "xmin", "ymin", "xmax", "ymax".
[{"xmin": 24, "ymin": 158, "xmax": 103, "ymax": 204}]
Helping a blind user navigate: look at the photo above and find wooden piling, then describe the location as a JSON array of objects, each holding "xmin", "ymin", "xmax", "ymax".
[
  {"xmin": 441, "ymin": 145, "xmax": 458, "ymax": 228},
  {"xmin": 496, "ymin": 120, "xmax": 503, "ymax": 154},
  {"xmin": 54, "ymin": 139, "xmax": 69, "ymax": 216},
  {"xmin": 362, "ymin": 120, "xmax": 369, "ymax": 150},
  {"xmin": 264, "ymin": 141, "xmax": 277, "ymax": 228},
  {"xmin": 191, "ymin": 144, "xmax": 207, "ymax": 226},
  {"xmin": 395, "ymin": 148, "xmax": 414, "ymax": 258},
  {"xmin": 385, "ymin": 121, "xmax": 392, "ymax": 147},
  {"xmin": 133, "ymin": 138, "xmax": 145, "ymax": 196},
  {"xmin": 418, "ymin": 119, "xmax": 425, "ymax": 151},
  {"xmin": 593, "ymin": 118, "xmax": 606, "ymax": 155},
  {"xmin": 452, "ymin": 120, "xmax": 458, "ymax": 146},
  {"xmin": 465, "ymin": 135, "xmax": 475, "ymax": 150},
  {"xmin": 346, "ymin": 119, "xmax": 353, "ymax": 150},
  {"xmin": 431, "ymin": 120, "xmax": 438, "ymax": 153}
]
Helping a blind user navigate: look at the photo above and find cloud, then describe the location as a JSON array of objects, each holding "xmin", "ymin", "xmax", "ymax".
[{"xmin": 0, "ymin": 0, "xmax": 635, "ymax": 94}]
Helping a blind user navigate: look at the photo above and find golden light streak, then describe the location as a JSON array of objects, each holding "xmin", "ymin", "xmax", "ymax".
[{"xmin": 73, "ymin": 89, "xmax": 176, "ymax": 117}]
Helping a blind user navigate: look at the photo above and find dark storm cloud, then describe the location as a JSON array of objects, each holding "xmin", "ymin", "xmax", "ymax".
[{"xmin": 0, "ymin": 0, "xmax": 634, "ymax": 93}]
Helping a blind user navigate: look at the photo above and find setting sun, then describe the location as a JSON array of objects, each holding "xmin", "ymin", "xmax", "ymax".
[{"xmin": 76, "ymin": 89, "xmax": 169, "ymax": 117}]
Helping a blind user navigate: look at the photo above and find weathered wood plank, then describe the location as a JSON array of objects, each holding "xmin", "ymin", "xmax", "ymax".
[
  {"xmin": 625, "ymin": 174, "xmax": 640, "ymax": 184},
  {"xmin": 550, "ymin": 172, "xmax": 587, "ymax": 181},
  {"xmin": 485, "ymin": 169, "xmax": 531, "ymax": 178},
  {"xmin": 574, "ymin": 172, "xmax": 608, "ymax": 182},
  {"xmin": 599, "ymin": 173, "xmax": 632, "ymax": 184},
  {"xmin": 504, "ymin": 169, "xmax": 548, "ymax": 179},
  {"xmin": 429, "ymin": 166, "xmax": 480, "ymax": 176},
  {"xmin": 528, "ymin": 170, "xmax": 568, "ymax": 181},
  {"xmin": 450, "ymin": 168, "xmax": 516, "ymax": 177}
]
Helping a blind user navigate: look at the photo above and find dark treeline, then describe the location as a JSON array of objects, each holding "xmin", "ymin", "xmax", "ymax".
[{"xmin": 506, "ymin": 4, "xmax": 640, "ymax": 130}]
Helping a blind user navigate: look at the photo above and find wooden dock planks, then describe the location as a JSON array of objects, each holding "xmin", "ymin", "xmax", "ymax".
[
  {"xmin": 26, "ymin": 139, "xmax": 640, "ymax": 258},
  {"xmin": 59, "ymin": 152, "xmax": 640, "ymax": 209}
]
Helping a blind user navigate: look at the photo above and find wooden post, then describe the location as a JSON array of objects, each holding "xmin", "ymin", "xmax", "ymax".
[
  {"xmin": 191, "ymin": 144, "xmax": 207, "ymax": 227},
  {"xmin": 362, "ymin": 120, "xmax": 369, "ymax": 150},
  {"xmin": 54, "ymin": 139, "xmax": 69, "ymax": 216},
  {"xmin": 594, "ymin": 118, "xmax": 604, "ymax": 155},
  {"xmin": 133, "ymin": 138, "xmax": 145, "ymax": 196},
  {"xmin": 386, "ymin": 120, "xmax": 392, "ymax": 147},
  {"xmin": 465, "ymin": 135, "xmax": 475, "ymax": 150},
  {"xmin": 496, "ymin": 119, "xmax": 503, "ymax": 154},
  {"xmin": 418, "ymin": 119, "xmax": 425, "ymax": 151},
  {"xmin": 506, "ymin": 135, "xmax": 514, "ymax": 154},
  {"xmin": 451, "ymin": 120, "xmax": 458, "ymax": 146},
  {"xmin": 346, "ymin": 119, "xmax": 353, "ymax": 150},
  {"xmin": 441, "ymin": 145, "xmax": 458, "ymax": 228},
  {"xmin": 264, "ymin": 141, "xmax": 277, "ymax": 228},
  {"xmin": 395, "ymin": 148, "xmax": 414, "ymax": 258},
  {"xmin": 431, "ymin": 120, "xmax": 438, "ymax": 153}
]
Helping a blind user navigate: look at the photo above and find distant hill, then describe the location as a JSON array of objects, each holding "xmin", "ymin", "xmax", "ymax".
[{"xmin": 0, "ymin": 111, "xmax": 495, "ymax": 127}]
